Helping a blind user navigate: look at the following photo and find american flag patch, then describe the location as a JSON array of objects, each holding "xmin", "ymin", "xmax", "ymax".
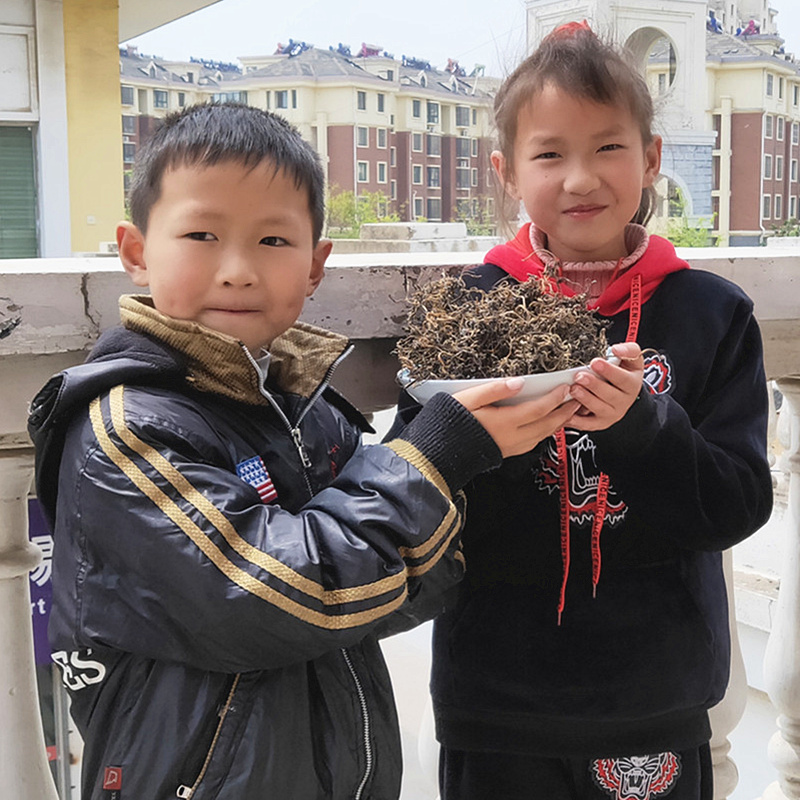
[{"xmin": 236, "ymin": 456, "xmax": 278, "ymax": 504}]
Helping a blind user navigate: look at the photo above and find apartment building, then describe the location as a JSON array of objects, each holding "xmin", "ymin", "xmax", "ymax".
[
  {"xmin": 647, "ymin": 27, "xmax": 800, "ymax": 245},
  {"xmin": 119, "ymin": 43, "xmax": 497, "ymax": 225}
]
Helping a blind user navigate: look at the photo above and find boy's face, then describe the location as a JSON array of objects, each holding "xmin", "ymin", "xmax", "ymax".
[{"xmin": 118, "ymin": 159, "xmax": 330, "ymax": 353}]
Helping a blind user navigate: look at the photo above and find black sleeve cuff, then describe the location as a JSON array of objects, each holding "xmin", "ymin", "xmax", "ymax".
[{"xmin": 396, "ymin": 392, "xmax": 502, "ymax": 492}]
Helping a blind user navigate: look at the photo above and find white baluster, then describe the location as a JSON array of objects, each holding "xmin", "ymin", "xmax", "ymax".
[
  {"xmin": 762, "ymin": 376, "xmax": 800, "ymax": 800},
  {"xmin": 709, "ymin": 548, "xmax": 748, "ymax": 799},
  {"xmin": 0, "ymin": 449, "xmax": 59, "ymax": 799}
]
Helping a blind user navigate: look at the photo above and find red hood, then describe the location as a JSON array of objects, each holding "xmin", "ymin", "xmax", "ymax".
[{"xmin": 483, "ymin": 222, "xmax": 690, "ymax": 316}]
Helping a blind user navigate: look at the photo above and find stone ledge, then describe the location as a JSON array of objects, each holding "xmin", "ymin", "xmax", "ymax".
[{"xmin": 734, "ymin": 568, "xmax": 779, "ymax": 633}]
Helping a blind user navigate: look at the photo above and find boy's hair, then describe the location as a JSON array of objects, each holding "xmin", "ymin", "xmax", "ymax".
[
  {"xmin": 493, "ymin": 23, "xmax": 657, "ymax": 231},
  {"xmin": 128, "ymin": 102, "xmax": 326, "ymax": 243}
]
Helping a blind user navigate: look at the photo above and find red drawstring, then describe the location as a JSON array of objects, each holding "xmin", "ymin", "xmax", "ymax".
[
  {"xmin": 555, "ymin": 428, "xmax": 571, "ymax": 625},
  {"xmin": 591, "ymin": 474, "xmax": 610, "ymax": 597},
  {"xmin": 554, "ymin": 273, "xmax": 642, "ymax": 623}
]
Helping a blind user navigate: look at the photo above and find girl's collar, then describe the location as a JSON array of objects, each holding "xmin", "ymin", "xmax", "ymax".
[{"xmin": 529, "ymin": 223, "xmax": 649, "ymax": 273}]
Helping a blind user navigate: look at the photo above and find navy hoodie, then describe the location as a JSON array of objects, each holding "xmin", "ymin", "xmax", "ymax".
[{"xmin": 422, "ymin": 225, "xmax": 773, "ymax": 757}]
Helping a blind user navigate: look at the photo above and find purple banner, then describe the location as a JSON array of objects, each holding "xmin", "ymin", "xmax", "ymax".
[{"xmin": 28, "ymin": 499, "xmax": 53, "ymax": 666}]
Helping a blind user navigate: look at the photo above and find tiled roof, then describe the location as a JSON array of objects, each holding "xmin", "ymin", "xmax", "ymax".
[{"xmin": 704, "ymin": 30, "xmax": 799, "ymax": 72}]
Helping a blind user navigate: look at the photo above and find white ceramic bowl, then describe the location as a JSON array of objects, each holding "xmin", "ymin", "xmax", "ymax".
[{"xmin": 399, "ymin": 355, "xmax": 619, "ymax": 407}]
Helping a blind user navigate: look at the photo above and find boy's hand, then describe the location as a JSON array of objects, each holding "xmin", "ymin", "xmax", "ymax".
[
  {"xmin": 454, "ymin": 380, "xmax": 580, "ymax": 458},
  {"xmin": 566, "ymin": 342, "xmax": 644, "ymax": 431}
]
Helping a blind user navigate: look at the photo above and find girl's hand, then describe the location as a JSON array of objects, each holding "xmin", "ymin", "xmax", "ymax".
[
  {"xmin": 453, "ymin": 379, "xmax": 580, "ymax": 458},
  {"xmin": 566, "ymin": 342, "xmax": 644, "ymax": 431}
]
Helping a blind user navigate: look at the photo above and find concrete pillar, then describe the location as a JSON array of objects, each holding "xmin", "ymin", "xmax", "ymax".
[
  {"xmin": 762, "ymin": 376, "xmax": 800, "ymax": 800},
  {"xmin": 716, "ymin": 97, "xmax": 733, "ymax": 247},
  {"xmin": 0, "ymin": 449, "xmax": 58, "ymax": 799}
]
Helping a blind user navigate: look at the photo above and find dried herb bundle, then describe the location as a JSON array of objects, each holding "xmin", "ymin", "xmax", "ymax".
[{"xmin": 396, "ymin": 274, "xmax": 609, "ymax": 381}]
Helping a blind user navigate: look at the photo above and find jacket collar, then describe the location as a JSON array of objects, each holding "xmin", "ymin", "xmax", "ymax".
[{"xmin": 119, "ymin": 295, "xmax": 351, "ymax": 405}]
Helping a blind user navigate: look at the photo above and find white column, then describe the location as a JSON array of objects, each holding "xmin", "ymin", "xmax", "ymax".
[
  {"xmin": 0, "ymin": 449, "xmax": 59, "ymax": 800},
  {"xmin": 762, "ymin": 376, "xmax": 800, "ymax": 800},
  {"xmin": 709, "ymin": 549, "xmax": 748, "ymax": 799}
]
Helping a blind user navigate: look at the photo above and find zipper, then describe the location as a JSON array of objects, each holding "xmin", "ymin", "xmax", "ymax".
[
  {"xmin": 341, "ymin": 648, "xmax": 373, "ymax": 800},
  {"xmin": 176, "ymin": 674, "xmax": 241, "ymax": 799},
  {"xmin": 243, "ymin": 343, "xmax": 354, "ymax": 499}
]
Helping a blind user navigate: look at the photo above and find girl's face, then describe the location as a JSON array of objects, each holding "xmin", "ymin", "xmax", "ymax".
[{"xmin": 493, "ymin": 82, "xmax": 662, "ymax": 263}]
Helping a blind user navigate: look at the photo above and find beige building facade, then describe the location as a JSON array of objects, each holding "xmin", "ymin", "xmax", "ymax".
[{"xmin": 119, "ymin": 44, "xmax": 498, "ymax": 227}]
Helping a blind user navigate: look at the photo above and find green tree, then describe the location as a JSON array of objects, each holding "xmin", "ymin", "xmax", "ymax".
[
  {"xmin": 768, "ymin": 218, "xmax": 800, "ymax": 237},
  {"xmin": 664, "ymin": 187, "xmax": 717, "ymax": 247},
  {"xmin": 455, "ymin": 197, "xmax": 497, "ymax": 236},
  {"xmin": 326, "ymin": 186, "xmax": 399, "ymax": 238}
]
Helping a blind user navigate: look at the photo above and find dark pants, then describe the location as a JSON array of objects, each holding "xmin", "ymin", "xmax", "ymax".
[{"xmin": 440, "ymin": 744, "xmax": 713, "ymax": 800}]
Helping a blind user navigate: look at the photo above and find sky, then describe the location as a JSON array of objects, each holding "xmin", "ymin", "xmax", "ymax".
[{"xmin": 123, "ymin": 0, "xmax": 800, "ymax": 78}]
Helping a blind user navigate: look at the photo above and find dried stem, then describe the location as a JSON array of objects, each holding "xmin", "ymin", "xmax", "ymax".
[{"xmin": 395, "ymin": 274, "xmax": 609, "ymax": 381}]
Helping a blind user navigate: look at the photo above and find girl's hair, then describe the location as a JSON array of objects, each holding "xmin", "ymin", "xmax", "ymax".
[{"xmin": 493, "ymin": 22, "xmax": 658, "ymax": 232}]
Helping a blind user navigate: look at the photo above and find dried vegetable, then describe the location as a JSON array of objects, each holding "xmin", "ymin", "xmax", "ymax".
[{"xmin": 395, "ymin": 274, "xmax": 609, "ymax": 381}]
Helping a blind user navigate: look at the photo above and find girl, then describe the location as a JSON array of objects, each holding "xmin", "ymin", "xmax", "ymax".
[{"xmin": 416, "ymin": 21, "xmax": 772, "ymax": 800}]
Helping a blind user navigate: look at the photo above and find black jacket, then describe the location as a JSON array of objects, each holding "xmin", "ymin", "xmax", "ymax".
[
  {"xmin": 28, "ymin": 295, "xmax": 502, "ymax": 799},
  {"xmin": 402, "ymin": 236, "xmax": 773, "ymax": 758}
]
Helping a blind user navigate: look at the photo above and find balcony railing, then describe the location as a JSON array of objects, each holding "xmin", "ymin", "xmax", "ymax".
[{"xmin": 1, "ymin": 244, "xmax": 798, "ymax": 799}]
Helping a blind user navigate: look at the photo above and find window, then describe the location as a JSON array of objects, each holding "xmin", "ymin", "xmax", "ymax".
[
  {"xmin": 795, "ymin": 85, "xmax": 799, "ymax": 106},
  {"xmin": 765, "ymin": 154, "xmax": 773, "ymax": 179},
  {"xmin": 471, "ymin": 138, "xmax": 478, "ymax": 157},
  {"xmin": 212, "ymin": 91, "xmax": 247, "ymax": 104},
  {"xmin": 412, "ymin": 99, "xmax": 421, "ymax": 118},
  {"xmin": 123, "ymin": 142, "xmax": 136, "ymax": 163},
  {"xmin": 0, "ymin": 127, "xmax": 38, "ymax": 257},
  {"xmin": 121, "ymin": 85, "xmax": 134, "ymax": 105},
  {"xmin": 792, "ymin": 196, "xmax": 797, "ymax": 218},
  {"xmin": 122, "ymin": 116, "xmax": 136, "ymax": 134},
  {"xmin": 377, "ymin": 128, "xmax": 387, "ymax": 148},
  {"xmin": 357, "ymin": 91, "xmax": 367, "ymax": 110},
  {"xmin": 767, "ymin": 74, "xmax": 774, "ymax": 96},
  {"xmin": 427, "ymin": 135, "xmax": 441, "ymax": 156},
  {"xmin": 778, "ymin": 117, "xmax": 785, "ymax": 141},
  {"xmin": 456, "ymin": 167, "xmax": 470, "ymax": 188},
  {"xmin": 456, "ymin": 138, "xmax": 470, "ymax": 157},
  {"xmin": 391, "ymin": 179, "xmax": 397, "ymax": 200},
  {"xmin": 266, "ymin": 91, "xmax": 271, "ymax": 109},
  {"xmin": 138, "ymin": 88, "xmax": 148, "ymax": 113},
  {"xmin": 777, "ymin": 155, "xmax": 784, "ymax": 181},
  {"xmin": 292, "ymin": 89, "xmax": 297, "ymax": 109},
  {"xmin": 775, "ymin": 193, "xmax": 783, "ymax": 218},
  {"xmin": 276, "ymin": 90, "xmax": 288, "ymax": 109},
  {"xmin": 763, "ymin": 194, "xmax": 772, "ymax": 219},
  {"xmin": 471, "ymin": 168, "xmax": 478, "ymax": 187},
  {"xmin": 357, "ymin": 127, "xmax": 369, "ymax": 147},
  {"xmin": 414, "ymin": 196, "xmax": 424, "ymax": 218},
  {"xmin": 377, "ymin": 162, "xmax": 387, "ymax": 183},
  {"xmin": 178, "ymin": 92, "xmax": 186, "ymax": 107},
  {"xmin": 456, "ymin": 106, "xmax": 470, "ymax": 127},
  {"xmin": 357, "ymin": 161, "xmax": 368, "ymax": 182},
  {"xmin": 426, "ymin": 197, "xmax": 442, "ymax": 220},
  {"xmin": 377, "ymin": 93, "xmax": 385, "ymax": 112},
  {"xmin": 427, "ymin": 166, "xmax": 440, "ymax": 187},
  {"xmin": 779, "ymin": 77, "xmax": 785, "ymax": 100},
  {"xmin": 792, "ymin": 159, "xmax": 798, "ymax": 182},
  {"xmin": 390, "ymin": 146, "xmax": 396, "ymax": 167},
  {"xmin": 412, "ymin": 132, "xmax": 423, "ymax": 152},
  {"xmin": 765, "ymin": 115, "xmax": 773, "ymax": 138},
  {"xmin": 154, "ymin": 90, "xmax": 168, "ymax": 109},
  {"xmin": 427, "ymin": 101, "xmax": 439, "ymax": 124},
  {"xmin": 412, "ymin": 164, "xmax": 423, "ymax": 184},
  {"xmin": 472, "ymin": 108, "xmax": 477, "ymax": 125},
  {"xmin": 794, "ymin": 122, "xmax": 799, "ymax": 145}
]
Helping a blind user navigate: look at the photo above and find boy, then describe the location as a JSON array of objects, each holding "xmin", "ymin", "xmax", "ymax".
[{"xmin": 27, "ymin": 103, "xmax": 581, "ymax": 799}]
